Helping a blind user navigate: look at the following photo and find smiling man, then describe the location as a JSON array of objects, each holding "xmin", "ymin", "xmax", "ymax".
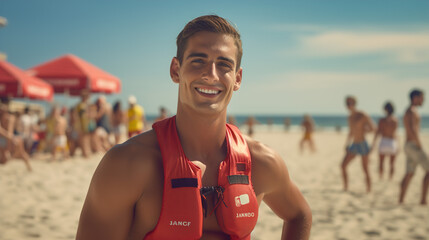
[{"xmin": 76, "ymin": 15, "xmax": 312, "ymax": 240}]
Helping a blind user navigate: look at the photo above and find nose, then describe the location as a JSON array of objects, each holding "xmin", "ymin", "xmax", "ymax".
[{"xmin": 202, "ymin": 62, "xmax": 219, "ymax": 82}]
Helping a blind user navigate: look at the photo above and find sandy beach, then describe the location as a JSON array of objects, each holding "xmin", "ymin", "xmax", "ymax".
[{"xmin": 1, "ymin": 129, "xmax": 428, "ymax": 240}]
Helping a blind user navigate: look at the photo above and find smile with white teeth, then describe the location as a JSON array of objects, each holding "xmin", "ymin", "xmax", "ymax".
[{"xmin": 196, "ymin": 88, "xmax": 220, "ymax": 95}]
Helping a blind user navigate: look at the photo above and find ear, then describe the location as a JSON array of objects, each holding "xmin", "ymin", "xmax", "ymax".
[
  {"xmin": 170, "ymin": 57, "xmax": 180, "ymax": 83},
  {"xmin": 233, "ymin": 67, "xmax": 242, "ymax": 91}
]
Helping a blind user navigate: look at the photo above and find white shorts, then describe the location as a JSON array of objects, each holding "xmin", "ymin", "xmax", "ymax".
[
  {"xmin": 54, "ymin": 135, "xmax": 67, "ymax": 148},
  {"xmin": 378, "ymin": 137, "xmax": 397, "ymax": 155}
]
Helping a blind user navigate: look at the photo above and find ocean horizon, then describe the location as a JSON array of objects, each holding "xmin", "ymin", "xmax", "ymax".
[{"xmin": 146, "ymin": 114, "xmax": 429, "ymax": 132}]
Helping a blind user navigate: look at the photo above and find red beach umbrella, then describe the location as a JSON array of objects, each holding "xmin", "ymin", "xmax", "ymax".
[
  {"xmin": 0, "ymin": 60, "xmax": 54, "ymax": 101},
  {"xmin": 28, "ymin": 54, "xmax": 121, "ymax": 96}
]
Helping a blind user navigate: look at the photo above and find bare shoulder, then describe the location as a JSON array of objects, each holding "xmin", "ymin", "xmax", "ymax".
[
  {"xmin": 358, "ymin": 111, "xmax": 370, "ymax": 119},
  {"xmin": 244, "ymin": 135, "xmax": 289, "ymax": 195},
  {"xmin": 405, "ymin": 107, "xmax": 415, "ymax": 117},
  {"xmin": 91, "ymin": 130, "xmax": 161, "ymax": 200}
]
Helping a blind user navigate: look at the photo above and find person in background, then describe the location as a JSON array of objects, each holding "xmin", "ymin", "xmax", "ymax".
[
  {"xmin": 245, "ymin": 116, "xmax": 259, "ymax": 137},
  {"xmin": 88, "ymin": 103, "xmax": 101, "ymax": 153},
  {"xmin": 0, "ymin": 99, "xmax": 31, "ymax": 171},
  {"xmin": 227, "ymin": 115, "xmax": 237, "ymax": 126},
  {"xmin": 67, "ymin": 106, "xmax": 80, "ymax": 157},
  {"xmin": 51, "ymin": 105, "xmax": 69, "ymax": 161},
  {"xmin": 16, "ymin": 106, "xmax": 37, "ymax": 154},
  {"xmin": 127, "ymin": 95, "xmax": 145, "ymax": 138},
  {"xmin": 154, "ymin": 106, "xmax": 168, "ymax": 123},
  {"xmin": 300, "ymin": 114, "xmax": 316, "ymax": 153},
  {"xmin": 371, "ymin": 102, "xmax": 399, "ymax": 180},
  {"xmin": 95, "ymin": 96, "xmax": 112, "ymax": 152},
  {"xmin": 76, "ymin": 90, "xmax": 92, "ymax": 158},
  {"xmin": 284, "ymin": 117, "xmax": 291, "ymax": 132},
  {"xmin": 341, "ymin": 96, "xmax": 376, "ymax": 193},
  {"xmin": 111, "ymin": 100, "xmax": 126, "ymax": 145},
  {"xmin": 399, "ymin": 89, "xmax": 429, "ymax": 205}
]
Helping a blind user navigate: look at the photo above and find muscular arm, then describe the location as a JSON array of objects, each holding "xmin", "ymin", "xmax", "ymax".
[
  {"xmin": 76, "ymin": 141, "xmax": 150, "ymax": 240},
  {"xmin": 345, "ymin": 117, "xmax": 353, "ymax": 148},
  {"xmin": 364, "ymin": 114, "xmax": 376, "ymax": 133},
  {"xmin": 250, "ymin": 140, "xmax": 312, "ymax": 240}
]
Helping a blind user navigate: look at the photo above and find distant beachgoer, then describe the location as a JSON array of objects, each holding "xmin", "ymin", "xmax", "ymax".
[
  {"xmin": 300, "ymin": 114, "xmax": 316, "ymax": 153},
  {"xmin": 95, "ymin": 96, "xmax": 112, "ymax": 152},
  {"xmin": 88, "ymin": 103, "xmax": 102, "ymax": 153},
  {"xmin": 227, "ymin": 115, "xmax": 237, "ymax": 126},
  {"xmin": 0, "ymin": 100, "xmax": 32, "ymax": 171},
  {"xmin": 371, "ymin": 102, "xmax": 398, "ymax": 180},
  {"xmin": 267, "ymin": 118, "xmax": 273, "ymax": 130},
  {"xmin": 51, "ymin": 106, "xmax": 69, "ymax": 161},
  {"xmin": 399, "ymin": 89, "xmax": 429, "ymax": 205},
  {"xmin": 67, "ymin": 106, "xmax": 80, "ymax": 157},
  {"xmin": 335, "ymin": 124, "xmax": 341, "ymax": 133},
  {"xmin": 111, "ymin": 100, "xmax": 126, "ymax": 145},
  {"xmin": 154, "ymin": 106, "xmax": 168, "ymax": 123},
  {"xmin": 127, "ymin": 95, "xmax": 145, "ymax": 138},
  {"xmin": 76, "ymin": 90, "xmax": 92, "ymax": 158},
  {"xmin": 95, "ymin": 95, "xmax": 112, "ymax": 135},
  {"xmin": 245, "ymin": 116, "xmax": 259, "ymax": 137},
  {"xmin": 284, "ymin": 117, "xmax": 291, "ymax": 131},
  {"xmin": 340, "ymin": 96, "xmax": 376, "ymax": 193},
  {"xmin": 16, "ymin": 106, "xmax": 37, "ymax": 154}
]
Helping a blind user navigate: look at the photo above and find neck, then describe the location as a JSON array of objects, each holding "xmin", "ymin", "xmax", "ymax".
[{"xmin": 175, "ymin": 105, "xmax": 227, "ymax": 162}]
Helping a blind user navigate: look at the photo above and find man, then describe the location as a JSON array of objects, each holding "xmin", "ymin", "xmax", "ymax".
[
  {"xmin": 371, "ymin": 102, "xmax": 399, "ymax": 180},
  {"xmin": 75, "ymin": 90, "xmax": 91, "ymax": 158},
  {"xmin": 76, "ymin": 15, "xmax": 311, "ymax": 239},
  {"xmin": 399, "ymin": 89, "xmax": 429, "ymax": 205},
  {"xmin": 51, "ymin": 105, "xmax": 69, "ymax": 161},
  {"xmin": 0, "ymin": 99, "xmax": 32, "ymax": 171},
  {"xmin": 16, "ymin": 106, "xmax": 37, "ymax": 154},
  {"xmin": 341, "ymin": 96, "xmax": 375, "ymax": 193},
  {"xmin": 154, "ymin": 106, "xmax": 168, "ymax": 123},
  {"xmin": 127, "ymin": 95, "xmax": 145, "ymax": 138},
  {"xmin": 300, "ymin": 114, "xmax": 316, "ymax": 153}
]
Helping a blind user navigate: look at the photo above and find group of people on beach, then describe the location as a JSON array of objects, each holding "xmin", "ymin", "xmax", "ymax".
[
  {"xmin": 0, "ymin": 91, "xmax": 170, "ymax": 171},
  {"xmin": 341, "ymin": 89, "xmax": 428, "ymax": 205}
]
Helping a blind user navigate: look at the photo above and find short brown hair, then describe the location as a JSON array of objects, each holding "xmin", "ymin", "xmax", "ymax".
[
  {"xmin": 384, "ymin": 102, "xmax": 394, "ymax": 115},
  {"xmin": 345, "ymin": 95, "xmax": 356, "ymax": 106},
  {"xmin": 409, "ymin": 89, "xmax": 423, "ymax": 101},
  {"xmin": 176, "ymin": 15, "xmax": 243, "ymax": 71}
]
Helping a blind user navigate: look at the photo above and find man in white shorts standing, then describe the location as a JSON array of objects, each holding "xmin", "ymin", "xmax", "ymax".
[{"xmin": 399, "ymin": 89, "xmax": 429, "ymax": 205}]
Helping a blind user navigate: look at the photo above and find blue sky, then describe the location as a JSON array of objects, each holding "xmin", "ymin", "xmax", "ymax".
[{"xmin": 1, "ymin": 1, "xmax": 428, "ymax": 116}]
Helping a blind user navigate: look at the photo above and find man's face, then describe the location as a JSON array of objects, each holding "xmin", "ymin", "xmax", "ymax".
[
  {"xmin": 171, "ymin": 31, "xmax": 242, "ymax": 115},
  {"xmin": 345, "ymin": 99, "xmax": 355, "ymax": 111},
  {"xmin": 415, "ymin": 94, "xmax": 424, "ymax": 106}
]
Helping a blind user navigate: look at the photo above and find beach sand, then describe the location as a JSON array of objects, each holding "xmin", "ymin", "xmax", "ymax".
[{"xmin": 1, "ymin": 129, "xmax": 428, "ymax": 240}]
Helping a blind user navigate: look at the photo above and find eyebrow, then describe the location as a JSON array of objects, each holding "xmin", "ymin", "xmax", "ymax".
[
  {"xmin": 186, "ymin": 52, "xmax": 235, "ymax": 65},
  {"xmin": 186, "ymin": 52, "xmax": 207, "ymax": 59}
]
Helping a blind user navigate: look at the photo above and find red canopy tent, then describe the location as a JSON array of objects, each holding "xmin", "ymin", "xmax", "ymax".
[
  {"xmin": 0, "ymin": 60, "xmax": 54, "ymax": 101},
  {"xmin": 28, "ymin": 54, "xmax": 121, "ymax": 96}
]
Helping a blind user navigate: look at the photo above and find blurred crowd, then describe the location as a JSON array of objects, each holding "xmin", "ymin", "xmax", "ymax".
[{"xmin": 0, "ymin": 91, "xmax": 169, "ymax": 171}]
